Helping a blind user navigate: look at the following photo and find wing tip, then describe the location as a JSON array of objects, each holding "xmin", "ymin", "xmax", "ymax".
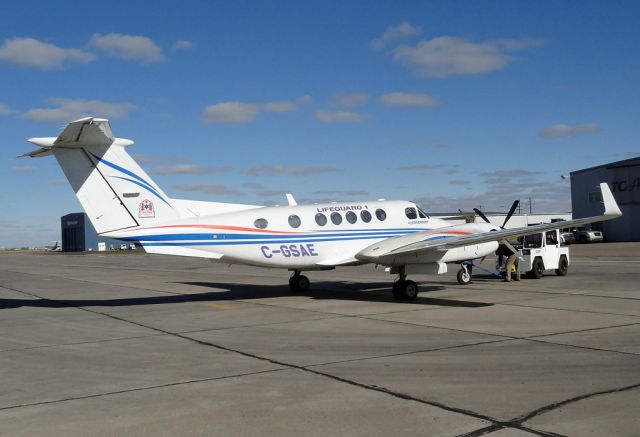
[{"xmin": 600, "ymin": 182, "xmax": 622, "ymax": 218}]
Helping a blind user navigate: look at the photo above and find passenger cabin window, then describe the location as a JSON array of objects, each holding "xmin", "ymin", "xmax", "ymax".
[
  {"xmin": 375, "ymin": 209, "xmax": 387, "ymax": 221},
  {"xmin": 254, "ymin": 218, "xmax": 268, "ymax": 229},
  {"xmin": 288, "ymin": 214, "xmax": 301, "ymax": 228},
  {"xmin": 331, "ymin": 212, "xmax": 342, "ymax": 225},
  {"xmin": 315, "ymin": 213, "xmax": 327, "ymax": 226},
  {"xmin": 405, "ymin": 207, "xmax": 417, "ymax": 220},
  {"xmin": 361, "ymin": 210, "xmax": 372, "ymax": 223},
  {"xmin": 346, "ymin": 211, "xmax": 357, "ymax": 224}
]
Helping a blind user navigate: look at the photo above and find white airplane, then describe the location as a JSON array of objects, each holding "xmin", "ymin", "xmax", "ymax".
[{"xmin": 22, "ymin": 118, "xmax": 623, "ymax": 300}]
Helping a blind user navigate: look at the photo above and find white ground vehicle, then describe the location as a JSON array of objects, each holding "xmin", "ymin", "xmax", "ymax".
[{"xmin": 516, "ymin": 229, "xmax": 570, "ymax": 278}]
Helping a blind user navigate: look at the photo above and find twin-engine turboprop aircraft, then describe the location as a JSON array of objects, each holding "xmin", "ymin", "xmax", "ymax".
[{"xmin": 23, "ymin": 118, "xmax": 622, "ymax": 300}]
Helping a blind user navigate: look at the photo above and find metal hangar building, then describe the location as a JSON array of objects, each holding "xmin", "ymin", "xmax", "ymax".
[{"xmin": 570, "ymin": 157, "xmax": 640, "ymax": 242}]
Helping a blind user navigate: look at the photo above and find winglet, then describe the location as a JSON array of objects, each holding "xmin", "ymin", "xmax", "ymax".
[
  {"xmin": 285, "ymin": 193, "xmax": 297, "ymax": 206},
  {"xmin": 600, "ymin": 182, "xmax": 622, "ymax": 218}
]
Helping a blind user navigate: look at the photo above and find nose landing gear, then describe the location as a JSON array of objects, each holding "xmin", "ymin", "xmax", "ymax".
[{"xmin": 457, "ymin": 263, "xmax": 472, "ymax": 285}]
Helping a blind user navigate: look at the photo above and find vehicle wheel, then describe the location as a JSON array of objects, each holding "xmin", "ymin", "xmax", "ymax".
[
  {"xmin": 392, "ymin": 280, "xmax": 418, "ymax": 300},
  {"xmin": 528, "ymin": 258, "xmax": 544, "ymax": 279},
  {"xmin": 289, "ymin": 275, "xmax": 310, "ymax": 291},
  {"xmin": 457, "ymin": 268, "xmax": 472, "ymax": 285},
  {"xmin": 555, "ymin": 256, "xmax": 569, "ymax": 276},
  {"xmin": 579, "ymin": 235, "xmax": 587, "ymax": 244}
]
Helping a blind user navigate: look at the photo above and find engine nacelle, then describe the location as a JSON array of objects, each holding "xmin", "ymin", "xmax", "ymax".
[{"xmin": 440, "ymin": 241, "xmax": 499, "ymax": 263}]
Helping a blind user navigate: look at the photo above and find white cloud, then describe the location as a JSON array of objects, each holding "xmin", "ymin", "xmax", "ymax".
[
  {"xmin": 154, "ymin": 164, "xmax": 231, "ymax": 175},
  {"xmin": 0, "ymin": 103, "xmax": 16, "ymax": 115},
  {"xmin": 244, "ymin": 165, "xmax": 339, "ymax": 176},
  {"xmin": 380, "ymin": 92, "xmax": 438, "ymax": 107},
  {"xmin": 315, "ymin": 110, "xmax": 364, "ymax": 123},
  {"xmin": 0, "ymin": 37, "xmax": 95, "ymax": 70},
  {"xmin": 297, "ymin": 95, "xmax": 314, "ymax": 105},
  {"xmin": 173, "ymin": 183, "xmax": 243, "ymax": 195},
  {"xmin": 202, "ymin": 102, "xmax": 261, "ymax": 123},
  {"xmin": 539, "ymin": 123, "xmax": 600, "ymax": 139},
  {"xmin": 24, "ymin": 98, "xmax": 135, "ymax": 123},
  {"xmin": 202, "ymin": 96, "xmax": 310, "ymax": 123},
  {"xmin": 265, "ymin": 100, "xmax": 296, "ymax": 112},
  {"xmin": 392, "ymin": 36, "xmax": 543, "ymax": 78},
  {"xmin": 449, "ymin": 179, "xmax": 470, "ymax": 185},
  {"xmin": 371, "ymin": 22, "xmax": 421, "ymax": 50},
  {"xmin": 311, "ymin": 190, "xmax": 369, "ymax": 196},
  {"xmin": 12, "ymin": 166, "xmax": 37, "ymax": 173},
  {"xmin": 415, "ymin": 179, "xmax": 570, "ymax": 213},
  {"xmin": 88, "ymin": 33, "xmax": 164, "ymax": 64},
  {"xmin": 171, "ymin": 40, "xmax": 193, "ymax": 51},
  {"xmin": 329, "ymin": 93, "xmax": 369, "ymax": 109}
]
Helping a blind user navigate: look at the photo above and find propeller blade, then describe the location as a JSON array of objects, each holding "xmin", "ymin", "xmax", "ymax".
[
  {"xmin": 501, "ymin": 200, "xmax": 520, "ymax": 228},
  {"xmin": 473, "ymin": 208, "xmax": 491, "ymax": 224}
]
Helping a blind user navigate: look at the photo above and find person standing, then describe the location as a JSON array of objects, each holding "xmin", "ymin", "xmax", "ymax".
[{"xmin": 504, "ymin": 247, "xmax": 521, "ymax": 282}]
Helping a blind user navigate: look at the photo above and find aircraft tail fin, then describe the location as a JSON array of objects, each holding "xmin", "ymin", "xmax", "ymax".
[{"xmin": 25, "ymin": 117, "xmax": 179, "ymax": 234}]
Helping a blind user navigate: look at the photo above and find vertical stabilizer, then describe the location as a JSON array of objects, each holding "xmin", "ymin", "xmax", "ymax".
[{"xmin": 27, "ymin": 118, "xmax": 179, "ymax": 234}]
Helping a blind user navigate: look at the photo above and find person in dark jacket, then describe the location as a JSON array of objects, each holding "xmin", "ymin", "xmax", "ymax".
[{"xmin": 496, "ymin": 243, "xmax": 520, "ymax": 282}]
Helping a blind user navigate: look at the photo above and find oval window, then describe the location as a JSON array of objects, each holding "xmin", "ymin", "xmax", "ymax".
[
  {"xmin": 375, "ymin": 209, "xmax": 387, "ymax": 221},
  {"xmin": 331, "ymin": 212, "xmax": 343, "ymax": 225},
  {"xmin": 254, "ymin": 218, "xmax": 268, "ymax": 229},
  {"xmin": 360, "ymin": 210, "xmax": 372, "ymax": 223},
  {"xmin": 405, "ymin": 207, "xmax": 417, "ymax": 220},
  {"xmin": 315, "ymin": 213, "xmax": 327, "ymax": 226},
  {"xmin": 346, "ymin": 211, "xmax": 357, "ymax": 224},
  {"xmin": 288, "ymin": 214, "xmax": 301, "ymax": 228}
]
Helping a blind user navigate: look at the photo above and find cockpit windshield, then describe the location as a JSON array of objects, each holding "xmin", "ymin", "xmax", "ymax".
[{"xmin": 416, "ymin": 205, "xmax": 429, "ymax": 219}]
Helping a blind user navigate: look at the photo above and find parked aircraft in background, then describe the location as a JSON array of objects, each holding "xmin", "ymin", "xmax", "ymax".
[
  {"xmin": 22, "ymin": 118, "xmax": 623, "ymax": 300},
  {"xmin": 45, "ymin": 241, "xmax": 61, "ymax": 251}
]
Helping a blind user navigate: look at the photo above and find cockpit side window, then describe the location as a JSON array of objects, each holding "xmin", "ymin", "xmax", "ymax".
[
  {"xmin": 417, "ymin": 207, "xmax": 427, "ymax": 218},
  {"xmin": 405, "ymin": 207, "xmax": 417, "ymax": 220}
]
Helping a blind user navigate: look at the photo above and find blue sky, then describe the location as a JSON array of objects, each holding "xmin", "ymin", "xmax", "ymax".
[{"xmin": 1, "ymin": 0, "xmax": 638, "ymax": 247}]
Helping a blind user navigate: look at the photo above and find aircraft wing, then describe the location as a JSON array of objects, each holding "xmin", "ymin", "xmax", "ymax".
[{"xmin": 357, "ymin": 182, "xmax": 622, "ymax": 262}]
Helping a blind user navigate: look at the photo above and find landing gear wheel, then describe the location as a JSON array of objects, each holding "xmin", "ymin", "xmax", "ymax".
[
  {"xmin": 555, "ymin": 256, "xmax": 569, "ymax": 276},
  {"xmin": 392, "ymin": 280, "xmax": 418, "ymax": 301},
  {"xmin": 457, "ymin": 267, "xmax": 472, "ymax": 285},
  {"xmin": 289, "ymin": 275, "xmax": 310, "ymax": 291},
  {"xmin": 528, "ymin": 258, "xmax": 544, "ymax": 279}
]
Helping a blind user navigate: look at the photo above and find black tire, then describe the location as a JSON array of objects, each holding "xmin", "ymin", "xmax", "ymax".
[
  {"xmin": 392, "ymin": 280, "xmax": 418, "ymax": 300},
  {"xmin": 289, "ymin": 275, "xmax": 310, "ymax": 291},
  {"xmin": 457, "ymin": 268, "xmax": 472, "ymax": 285},
  {"xmin": 528, "ymin": 258, "xmax": 544, "ymax": 279},
  {"xmin": 555, "ymin": 256, "xmax": 569, "ymax": 276}
]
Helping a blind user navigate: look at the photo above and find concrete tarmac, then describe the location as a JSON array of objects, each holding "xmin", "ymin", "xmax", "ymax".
[{"xmin": 0, "ymin": 243, "xmax": 639, "ymax": 436}]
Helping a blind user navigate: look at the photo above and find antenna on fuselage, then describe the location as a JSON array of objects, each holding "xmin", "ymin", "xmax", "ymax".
[{"xmin": 285, "ymin": 193, "xmax": 297, "ymax": 206}]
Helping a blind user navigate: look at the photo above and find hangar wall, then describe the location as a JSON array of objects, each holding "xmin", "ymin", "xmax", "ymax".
[
  {"xmin": 570, "ymin": 157, "xmax": 640, "ymax": 242},
  {"xmin": 61, "ymin": 213, "xmax": 125, "ymax": 251}
]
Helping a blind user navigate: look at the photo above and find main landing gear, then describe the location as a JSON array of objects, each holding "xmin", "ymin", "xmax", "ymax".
[
  {"xmin": 392, "ymin": 266, "xmax": 419, "ymax": 301},
  {"xmin": 289, "ymin": 270, "xmax": 310, "ymax": 292}
]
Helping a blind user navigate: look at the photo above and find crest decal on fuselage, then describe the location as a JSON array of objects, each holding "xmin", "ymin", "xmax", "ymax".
[{"xmin": 139, "ymin": 199, "xmax": 155, "ymax": 218}]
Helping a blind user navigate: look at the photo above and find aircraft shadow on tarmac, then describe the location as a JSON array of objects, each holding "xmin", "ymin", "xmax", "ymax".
[{"xmin": 0, "ymin": 281, "xmax": 494, "ymax": 309}]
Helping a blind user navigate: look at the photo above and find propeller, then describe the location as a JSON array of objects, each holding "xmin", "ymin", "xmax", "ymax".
[
  {"xmin": 473, "ymin": 199, "xmax": 520, "ymax": 229},
  {"xmin": 473, "ymin": 207, "xmax": 491, "ymax": 225},
  {"xmin": 501, "ymin": 199, "xmax": 520, "ymax": 229}
]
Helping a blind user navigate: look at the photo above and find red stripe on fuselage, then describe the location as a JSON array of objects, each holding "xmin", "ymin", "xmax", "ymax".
[{"xmin": 119, "ymin": 224, "xmax": 305, "ymax": 234}]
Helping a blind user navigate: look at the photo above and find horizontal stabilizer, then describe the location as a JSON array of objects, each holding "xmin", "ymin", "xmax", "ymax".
[{"xmin": 23, "ymin": 118, "xmax": 134, "ymax": 158}]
